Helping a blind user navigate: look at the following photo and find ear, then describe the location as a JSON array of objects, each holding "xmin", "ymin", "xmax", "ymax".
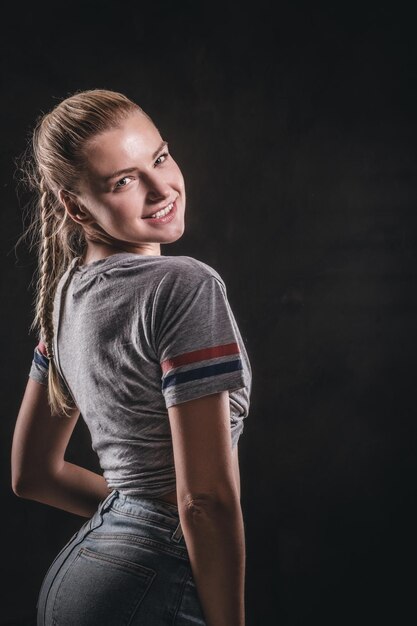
[{"xmin": 58, "ymin": 190, "xmax": 94, "ymax": 225}]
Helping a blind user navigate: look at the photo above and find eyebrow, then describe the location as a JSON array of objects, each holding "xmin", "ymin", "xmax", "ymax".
[{"xmin": 103, "ymin": 141, "xmax": 168, "ymax": 182}]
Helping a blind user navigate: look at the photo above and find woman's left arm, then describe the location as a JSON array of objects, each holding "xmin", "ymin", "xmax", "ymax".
[{"xmin": 11, "ymin": 377, "xmax": 111, "ymax": 518}]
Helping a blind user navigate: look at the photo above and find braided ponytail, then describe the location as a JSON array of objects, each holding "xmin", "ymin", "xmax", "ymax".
[
  {"xmin": 16, "ymin": 89, "xmax": 143, "ymax": 416},
  {"xmin": 37, "ymin": 177, "xmax": 56, "ymax": 361},
  {"xmin": 31, "ymin": 177, "xmax": 78, "ymax": 416}
]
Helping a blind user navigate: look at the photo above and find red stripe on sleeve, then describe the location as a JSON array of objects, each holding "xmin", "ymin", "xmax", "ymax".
[
  {"xmin": 161, "ymin": 342, "xmax": 240, "ymax": 374},
  {"xmin": 37, "ymin": 340, "xmax": 48, "ymax": 357}
]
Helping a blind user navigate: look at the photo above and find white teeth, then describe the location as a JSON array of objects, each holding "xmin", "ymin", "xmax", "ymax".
[{"xmin": 150, "ymin": 202, "xmax": 174, "ymax": 219}]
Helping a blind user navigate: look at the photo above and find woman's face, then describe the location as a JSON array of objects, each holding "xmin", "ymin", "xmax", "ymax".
[{"xmin": 73, "ymin": 111, "xmax": 186, "ymax": 252}]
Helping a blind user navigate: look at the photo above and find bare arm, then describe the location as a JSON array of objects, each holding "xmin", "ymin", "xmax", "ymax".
[
  {"xmin": 11, "ymin": 377, "xmax": 111, "ymax": 517},
  {"xmin": 168, "ymin": 390, "xmax": 246, "ymax": 626}
]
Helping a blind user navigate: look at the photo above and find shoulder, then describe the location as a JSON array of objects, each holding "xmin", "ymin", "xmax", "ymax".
[
  {"xmin": 151, "ymin": 256, "xmax": 228, "ymax": 314},
  {"xmin": 157, "ymin": 255, "xmax": 225, "ymax": 290}
]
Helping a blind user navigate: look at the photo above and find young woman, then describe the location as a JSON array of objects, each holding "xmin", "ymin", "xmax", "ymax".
[{"xmin": 11, "ymin": 89, "xmax": 252, "ymax": 626}]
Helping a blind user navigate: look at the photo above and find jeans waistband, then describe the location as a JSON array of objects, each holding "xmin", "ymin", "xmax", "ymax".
[{"xmin": 99, "ymin": 490, "xmax": 184, "ymax": 544}]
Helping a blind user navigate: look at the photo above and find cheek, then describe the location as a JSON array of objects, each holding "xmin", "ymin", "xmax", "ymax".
[
  {"xmin": 95, "ymin": 193, "xmax": 133, "ymax": 216},
  {"xmin": 169, "ymin": 160, "xmax": 185, "ymax": 186},
  {"xmin": 80, "ymin": 197, "xmax": 121, "ymax": 233},
  {"xmin": 86, "ymin": 198, "xmax": 113, "ymax": 225}
]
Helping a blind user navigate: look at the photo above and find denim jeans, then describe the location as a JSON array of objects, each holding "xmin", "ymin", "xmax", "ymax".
[{"xmin": 37, "ymin": 490, "xmax": 207, "ymax": 625}]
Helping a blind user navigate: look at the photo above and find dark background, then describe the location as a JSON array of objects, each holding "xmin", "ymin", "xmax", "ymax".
[{"xmin": 2, "ymin": 1, "xmax": 416, "ymax": 624}]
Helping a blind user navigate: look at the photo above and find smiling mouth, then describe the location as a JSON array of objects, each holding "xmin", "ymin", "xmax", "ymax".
[{"xmin": 145, "ymin": 202, "xmax": 174, "ymax": 219}]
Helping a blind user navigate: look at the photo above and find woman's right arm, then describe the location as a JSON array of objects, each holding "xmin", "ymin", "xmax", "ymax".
[
  {"xmin": 168, "ymin": 390, "xmax": 246, "ymax": 626},
  {"xmin": 11, "ymin": 377, "xmax": 111, "ymax": 517}
]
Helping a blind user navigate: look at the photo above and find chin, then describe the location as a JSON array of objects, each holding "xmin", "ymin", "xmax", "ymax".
[
  {"xmin": 162, "ymin": 230, "xmax": 185, "ymax": 244},
  {"xmin": 162, "ymin": 222, "xmax": 186, "ymax": 243}
]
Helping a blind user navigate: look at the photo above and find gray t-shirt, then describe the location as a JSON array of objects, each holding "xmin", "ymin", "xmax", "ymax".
[{"xmin": 29, "ymin": 252, "xmax": 252, "ymax": 498}]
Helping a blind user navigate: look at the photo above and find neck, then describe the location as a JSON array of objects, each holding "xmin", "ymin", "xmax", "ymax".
[{"xmin": 81, "ymin": 241, "xmax": 161, "ymax": 264}]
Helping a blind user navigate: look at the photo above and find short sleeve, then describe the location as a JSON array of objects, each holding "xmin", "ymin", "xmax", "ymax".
[
  {"xmin": 155, "ymin": 274, "xmax": 246, "ymax": 408},
  {"xmin": 28, "ymin": 339, "xmax": 49, "ymax": 386}
]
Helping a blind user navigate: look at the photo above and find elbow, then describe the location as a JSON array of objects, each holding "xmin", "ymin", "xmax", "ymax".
[
  {"xmin": 11, "ymin": 467, "xmax": 43, "ymax": 499},
  {"xmin": 180, "ymin": 490, "xmax": 241, "ymax": 519},
  {"xmin": 11, "ymin": 456, "xmax": 29, "ymax": 497},
  {"xmin": 11, "ymin": 474, "xmax": 31, "ymax": 498},
  {"xmin": 11, "ymin": 453, "xmax": 58, "ymax": 499}
]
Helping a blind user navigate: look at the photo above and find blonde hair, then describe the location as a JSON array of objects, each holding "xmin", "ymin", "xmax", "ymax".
[{"xmin": 16, "ymin": 89, "xmax": 146, "ymax": 417}]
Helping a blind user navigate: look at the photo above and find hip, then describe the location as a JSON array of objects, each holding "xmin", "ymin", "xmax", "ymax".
[{"xmin": 37, "ymin": 490, "xmax": 206, "ymax": 625}]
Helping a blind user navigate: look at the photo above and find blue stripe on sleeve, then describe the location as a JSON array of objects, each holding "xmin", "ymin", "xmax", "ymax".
[
  {"xmin": 34, "ymin": 348, "xmax": 50, "ymax": 370},
  {"xmin": 162, "ymin": 358, "xmax": 243, "ymax": 390}
]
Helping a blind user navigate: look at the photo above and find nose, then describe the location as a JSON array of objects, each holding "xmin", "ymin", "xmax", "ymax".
[{"xmin": 144, "ymin": 171, "xmax": 171, "ymax": 202}]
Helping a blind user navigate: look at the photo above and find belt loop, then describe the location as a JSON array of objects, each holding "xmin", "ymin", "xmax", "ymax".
[
  {"xmin": 99, "ymin": 489, "xmax": 118, "ymax": 514},
  {"xmin": 86, "ymin": 490, "xmax": 118, "ymax": 533},
  {"xmin": 171, "ymin": 519, "xmax": 184, "ymax": 543}
]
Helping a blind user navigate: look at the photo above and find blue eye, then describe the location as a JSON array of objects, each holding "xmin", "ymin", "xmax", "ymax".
[
  {"xmin": 115, "ymin": 176, "xmax": 133, "ymax": 189},
  {"xmin": 155, "ymin": 152, "xmax": 169, "ymax": 166}
]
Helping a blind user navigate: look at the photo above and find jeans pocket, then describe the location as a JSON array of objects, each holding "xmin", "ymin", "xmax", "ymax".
[{"xmin": 52, "ymin": 547, "xmax": 156, "ymax": 625}]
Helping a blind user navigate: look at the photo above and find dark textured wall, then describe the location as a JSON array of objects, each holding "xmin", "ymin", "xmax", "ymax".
[{"xmin": 2, "ymin": 2, "xmax": 416, "ymax": 624}]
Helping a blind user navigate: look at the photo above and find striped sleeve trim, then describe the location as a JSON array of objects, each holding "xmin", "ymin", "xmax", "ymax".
[
  {"xmin": 161, "ymin": 341, "xmax": 240, "ymax": 373},
  {"xmin": 34, "ymin": 342, "xmax": 50, "ymax": 369},
  {"xmin": 160, "ymin": 341, "xmax": 242, "ymax": 391},
  {"xmin": 37, "ymin": 340, "xmax": 48, "ymax": 356},
  {"xmin": 162, "ymin": 359, "xmax": 243, "ymax": 390},
  {"xmin": 29, "ymin": 343, "xmax": 49, "ymax": 386}
]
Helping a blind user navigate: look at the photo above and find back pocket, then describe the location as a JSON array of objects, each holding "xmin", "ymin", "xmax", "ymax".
[{"xmin": 52, "ymin": 547, "xmax": 156, "ymax": 625}]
